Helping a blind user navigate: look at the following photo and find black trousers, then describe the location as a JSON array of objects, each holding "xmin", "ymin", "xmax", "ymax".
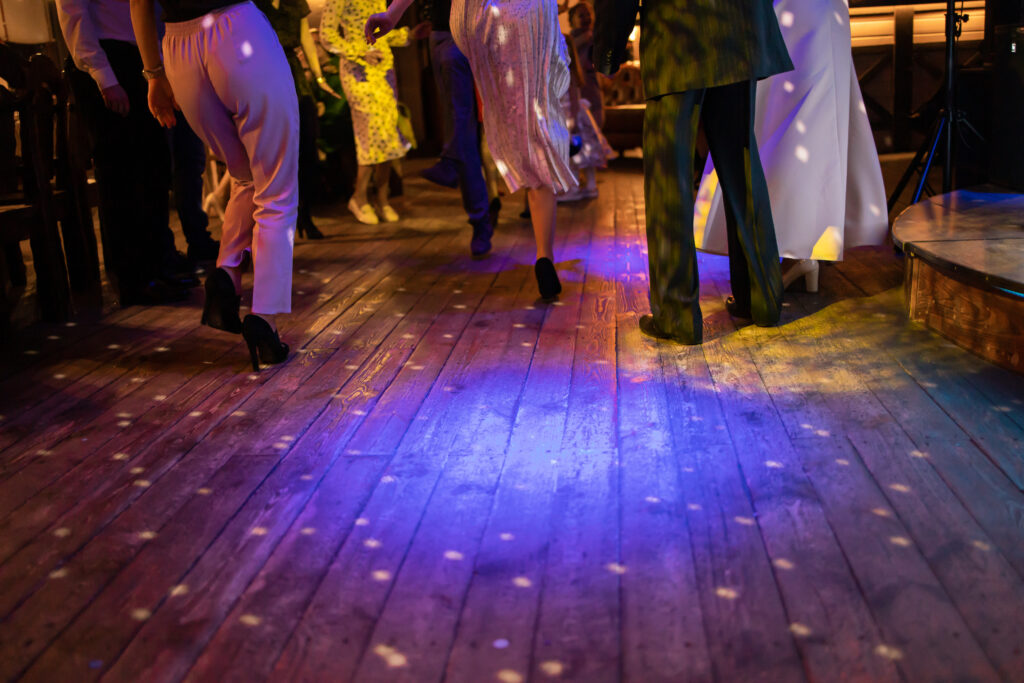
[
  {"xmin": 67, "ymin": 40, "xmax": 171, "ymax": 295},
  {"xmin": 170, "ymin": 113, "xmax": 212, "ymax": 249},
  {"xmin": 297, "ymin": 94, "xmax": 320, "ymax": 223},
  {"xmin": 643, "ymin": 79, "xmax": 783, "ymax": 343}
]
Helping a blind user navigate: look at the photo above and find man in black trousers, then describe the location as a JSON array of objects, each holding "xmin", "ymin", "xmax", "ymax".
[
  {"xmin": 594, "ymin": 0, "xmax": 792, "ymax": 344},
  {"xmin": 57, "ymin": 0, "xmax": 194, "ymax": 305}
]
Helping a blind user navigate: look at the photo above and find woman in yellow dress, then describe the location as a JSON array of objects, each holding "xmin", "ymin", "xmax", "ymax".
[{"xmin": 320, "ymin": 0, "xmax": 429, "ymax": 224}]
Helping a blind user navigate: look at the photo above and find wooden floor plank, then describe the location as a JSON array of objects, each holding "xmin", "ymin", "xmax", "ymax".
[
  {"xmin": 0, "ymin": 226, "xmax": 461, "ymax": 675},
  {"xmin": 181, "ymin": 455, "xmax": 388, "ymax": 683},
  {"xmin": 770, "ymin": 293, "xmax": 1024, "ymax": 679},
  {"xmin": 68, "ymin": 237, "xmax": 469, "ymax": 682},
  {"xmin": 0, "ymin": 349, "xmax": 327, "ymax": 680},
  {"xmin": 17, "ymin": 228, "xmax": 468, "ymax": 680},
  {"xmin": 270, "ymin": 216, "xmax": 543, "ymax": 680},
  {"xmin": 0, "ymin": 163, "xmax": 1021, "ymax": 682},
  {"xmin": 795, "ymin": 436, "xmax": 1002, "ymax": 681},
  {"xmin": 529, "ymin": 178, "xmax": 622, "ymax": 682},
  {"xmin": 343, "ymin": 210, "xmax": 581, "ymax": 682},
  {"xmin": 879, "ymin": 320, "xmax": 1024, "ymax": 491},
  {"xmin": 435, "ymin": 189, "xmax": 606, "ymax": 683},
  {"xmin": 615, "ymin": 169, "xmax": 714, "ymax": 682},
  {"xmin": 161, "ymin": 233, "xmax": 514, "ymax": 681},
  {"xmin": 0, "ymin": 305, "xmax": 201, "ymax": 461}
]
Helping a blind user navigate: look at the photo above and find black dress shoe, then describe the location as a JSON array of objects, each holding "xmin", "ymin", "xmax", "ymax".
[
  {"xmin": 639, "ymin": 314, "xmax": 701, "ymax": 345},
  {"xmin": 201, "ymin": 267, "xmax": 242, "ymax": 333},
  {"xmin": 724, "ymin": 296, "xmax": 752, "ymax": 319},
  {"xmin": 420, "ymin": 159, "xmax": 459, "ymax": 188},
  {"xmin": 470, "ymin": 215, "xmax": 493, "ymax": 257},
  {"xmin": 161, "ymin": 249, "xmax": 200, "ymax": 287},
  {"xmin": 242, "ymin": 314, "xmax": 289, "ymax": 372},
  {"xmin": 535, "ymin": 257, "xmax": 562, "ymax": 300}
]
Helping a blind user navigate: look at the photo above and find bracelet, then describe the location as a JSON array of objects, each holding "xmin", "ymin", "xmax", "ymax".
[{"xmin": 142, "ymin": 64, "xmax": 165, "ymax": 80}]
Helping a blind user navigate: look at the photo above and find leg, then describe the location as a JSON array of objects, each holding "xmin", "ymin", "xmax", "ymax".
[
  {"xmin": 702, "ymin": 80, "xmax": 783, "ymax": 326},
  {"xmin": 374, "ymin": 162, "xmax": 391, "ymax": 207},
  {"xmin": 69, "ymin": 45, "xmax": 172, "ymax": 302},
  {"xmin": 642, "ymin": 89, "xmax": 704, "ymax": 343},
  {"xmin": 296, "ymin": 94, "xmax": 323, "ymax": 235},
  {"xmin": 354, "ymin": 165, "xmax": 374, "ymax": 207},
  {"xmin": 434, "ymin": 35, "xmax": 490, "ymax": 224},
  {"xmin": 209, "ymin": 41, "xmax": 298, "ymax": 317},
  {"xmin": 527, "ymin": 186, "xmax": 556, "ymax": 261},
  {"xmin": 171, "ymin": 113, "xmax": 216, "ymax": 255},
  {"xmin": 165, "ymin": 41, "xmax": 255, "ymax": 295},
  {"xmin": 107, "ymin": 41, "xmax": 183, "ymax": 287},
  {"xmin": 429, "ymin": 32, "xmax": 459, "ymax": 161},
  {"xmin": 166, "ymin": 5, "xmax": 298, "ymax": 318},
  {"xmin": 528, "ymin": 185, "xmax": 561, "ymax": 299},
  {"xmin": 376, "ymin": 162, "xmax": 401, "ymax": 222}
]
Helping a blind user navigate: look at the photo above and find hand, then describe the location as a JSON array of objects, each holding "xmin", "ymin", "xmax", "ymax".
[
  {"xmin": 316, "ymin": 77, "xmax": 342, "ymax": 99},
  {"xmin": 146, "ymin": 76, "xmax": 179, "ymax": 128},
  {"xmin": 364, "ymin": 11, "xmax": 395, "ymax": 45},
  {"xmin": 100, "ymin": 84, "xmax": 130, "ymax": 116},
  {"xmin": 409, "ymin": 21, "xmax": 431, "ymax": 41}
]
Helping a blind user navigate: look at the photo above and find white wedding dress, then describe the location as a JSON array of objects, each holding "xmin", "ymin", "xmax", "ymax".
[{"xmin": 694, "ymin": 0, "xmax": 888, "ymax": 261}]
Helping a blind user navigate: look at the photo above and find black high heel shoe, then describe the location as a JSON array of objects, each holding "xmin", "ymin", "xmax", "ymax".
[
  {"xmin": 201, "ymin": 268, "xmax": 242, "ymax": 333},
  {"xmin": 535, "ymin": 257, "xmax": 562, "ymax": 300},
  {"xmin": 296, "ymin": 215, "xmax": 325, "ymax": 240},
  {"xmin": 241, "ymin": 314, "xmax": 289, "ymax": 372}
]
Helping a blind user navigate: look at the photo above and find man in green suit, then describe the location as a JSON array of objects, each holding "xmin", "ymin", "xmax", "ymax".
[{"xmin": 594, "ymin": 0, "xmax": 793, "ymax": 343}]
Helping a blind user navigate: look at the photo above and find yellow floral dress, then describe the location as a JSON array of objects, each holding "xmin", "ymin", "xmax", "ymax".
[{"xmin": 320, "ymin": 0, "xmax": 411, "ymax": 165}]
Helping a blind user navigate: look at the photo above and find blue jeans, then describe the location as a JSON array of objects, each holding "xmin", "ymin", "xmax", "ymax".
[{"xmin": 429, "ymin": 31, "xmax": 489, "ymax": 223}]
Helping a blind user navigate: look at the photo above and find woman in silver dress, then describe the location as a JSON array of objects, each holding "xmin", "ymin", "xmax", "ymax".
[{"xmin": 366, "ymin": 0, "xmax": 576, "ymax": 299}]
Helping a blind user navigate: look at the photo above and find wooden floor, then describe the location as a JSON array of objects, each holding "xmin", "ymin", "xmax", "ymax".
[{"xmin": 1, "ymin": 160, "xmax": 1023, "ymax": 682}]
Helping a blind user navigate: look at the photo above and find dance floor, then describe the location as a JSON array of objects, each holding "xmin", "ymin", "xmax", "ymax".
[{"xmin": 1, "ymin": 160, "xmax": 1023, "ymax": 682}]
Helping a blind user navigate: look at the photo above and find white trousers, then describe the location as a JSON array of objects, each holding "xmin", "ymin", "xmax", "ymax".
[{"xmin": 164, "ymin": 2, "xmax": 299, "ymax": 314}]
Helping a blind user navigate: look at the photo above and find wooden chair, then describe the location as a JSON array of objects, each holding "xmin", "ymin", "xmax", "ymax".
[
  {"xmin": 0, "ymin": 44, "xmax": 100, "ymax": 328},
  {"xmin": 39, "ymin": 54, "xmax": 100, "ymax": 294}
]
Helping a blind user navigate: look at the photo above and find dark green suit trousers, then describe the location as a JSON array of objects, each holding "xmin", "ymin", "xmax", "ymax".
[{"xmin": 644, "ymin": 80, "xmax": 783, "ymax": 343}]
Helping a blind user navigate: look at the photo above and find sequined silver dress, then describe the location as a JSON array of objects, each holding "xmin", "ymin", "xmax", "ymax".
[{"xmin": 451, "ymin": 0, "xmax": 576, "ymax": 193}]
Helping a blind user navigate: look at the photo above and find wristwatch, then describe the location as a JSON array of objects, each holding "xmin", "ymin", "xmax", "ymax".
[{"xmin": 142, "ymin": 64, "xmax": 165, "ymax": 80}]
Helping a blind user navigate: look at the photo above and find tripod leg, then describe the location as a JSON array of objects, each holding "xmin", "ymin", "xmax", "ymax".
[
  {"xmin": 887, "ymin": 114, "xmax": 943, "ymax": 212},
  {"xmin": 913, "ymin": 116, "xmax": 946, "ymax": 204}
]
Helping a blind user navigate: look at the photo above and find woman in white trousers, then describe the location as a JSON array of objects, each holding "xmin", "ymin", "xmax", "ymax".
[
  {"xmin": 694, "ymin": 0, "xmax": 889, "ymax": 292},
  {"xmin": 130, "ymin": 0, "xmax": 298, "ymax": 370}
]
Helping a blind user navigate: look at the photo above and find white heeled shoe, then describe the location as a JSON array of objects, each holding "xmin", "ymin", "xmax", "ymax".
[
  {"xmin": 348, "ymin": 198, "xmax": 379, "ymax": 225},
  {"xmin": 782, "ymin": 259, "xmax": 819, "ymax": 293}
]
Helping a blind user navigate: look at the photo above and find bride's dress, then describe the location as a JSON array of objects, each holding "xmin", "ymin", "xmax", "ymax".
[{"xmin": 694, "ymin": 0, "xmax": 888, "ymax": 261}]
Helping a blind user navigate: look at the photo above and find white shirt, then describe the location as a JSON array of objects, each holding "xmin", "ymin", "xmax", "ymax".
[{"xmin": 55, "ymin": 0, "xmax": 139, "ymax": 90}]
